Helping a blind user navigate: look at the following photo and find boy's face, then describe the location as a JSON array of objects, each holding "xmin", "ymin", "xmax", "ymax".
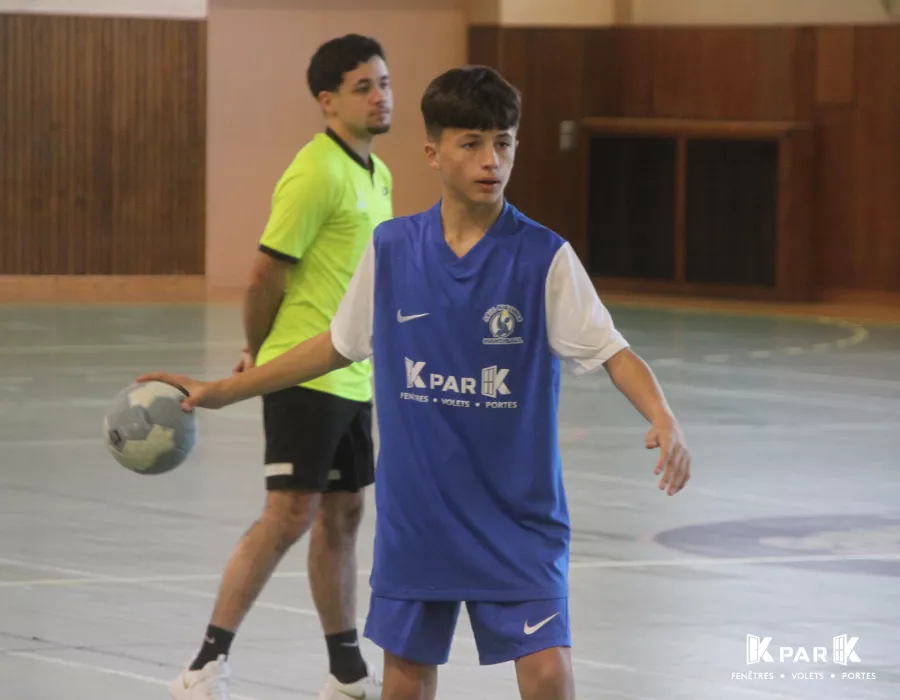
[
  {"xmin": 426, "ymin": 127, "xmax": 517, "ymax": 205},
  {"xmin": 319, "ymin": 56, "xmax": 393, "ymax": 137}
]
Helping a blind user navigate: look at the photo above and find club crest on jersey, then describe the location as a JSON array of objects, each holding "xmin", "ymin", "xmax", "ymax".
[{"xmin": 483, "ymin": 304, "xmax": 523, "ymax": 345}]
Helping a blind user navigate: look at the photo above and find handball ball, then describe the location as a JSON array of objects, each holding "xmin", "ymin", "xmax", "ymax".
[{"xmin": 104, "ymin": 380, "xmax": 197, "ymax": 475}]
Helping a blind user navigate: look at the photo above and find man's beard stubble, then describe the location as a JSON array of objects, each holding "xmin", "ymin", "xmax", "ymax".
[{"xmin": 367, "ymin": 122, "xmax": 392, "ymax": 136}]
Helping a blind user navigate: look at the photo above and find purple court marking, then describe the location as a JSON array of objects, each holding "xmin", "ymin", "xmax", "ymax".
[{"xmin": 653, "ymin": 514, "xmax": 900, "ymax": 577}]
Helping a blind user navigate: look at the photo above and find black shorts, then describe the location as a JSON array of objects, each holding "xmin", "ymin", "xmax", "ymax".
[{"xmin": 262, "ymin": 385, "xmax": 374, "ymax": 493}]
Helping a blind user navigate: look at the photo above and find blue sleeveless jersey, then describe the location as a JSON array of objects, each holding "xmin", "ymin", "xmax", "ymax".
[{"xmin": 369, "ymin": 201, "xmax": 571, "ymax": 602}]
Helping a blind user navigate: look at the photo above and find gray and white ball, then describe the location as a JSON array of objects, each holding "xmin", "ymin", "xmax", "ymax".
[{"xmin": 104, "ymin": 380, "xmax": 197, "ymax": 475}]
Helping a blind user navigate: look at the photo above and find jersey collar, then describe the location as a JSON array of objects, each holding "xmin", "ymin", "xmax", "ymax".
[
  {"xmin": 428, "ymin": 198, "xmax": 515, "ymax": 268},
  {"xmin": 325, "ymin": 127, "xmax": 375, "ymax": 174}
]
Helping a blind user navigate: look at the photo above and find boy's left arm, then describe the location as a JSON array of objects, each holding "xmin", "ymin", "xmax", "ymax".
[
  {"xmin": 544, "ymin": 242, "xmax": 691, "ymax": 496},
  {"xmin": 604, "ymin": 348, "xmax": 691, "ymax": 496}
]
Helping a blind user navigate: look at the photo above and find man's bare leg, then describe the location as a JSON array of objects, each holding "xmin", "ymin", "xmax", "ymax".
[
  {"xmin": 188, "ymin": 490, "xmax": 320, "ymax": 670},
  {"xmin": 308, "ymin": 490, "xmax": 368, "ymax": 682}
]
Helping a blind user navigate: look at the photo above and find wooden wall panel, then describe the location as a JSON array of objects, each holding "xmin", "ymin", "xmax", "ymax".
[
  {"xmin": 815, "ymin": 27, "xmax": 855, "ymax": 105},
  {"xmin": 467, "ymin": 25, "xmax": 502, "ymax": 68},
  {"xmin": 469, "ymin": 23, "xmax": 900, "ymax": 296},
  {"xmin": 639, "ymin": 28, "xmax": 815, "ymax": 121},
  {"xmin": 653, "ymin": 29, "xmax": 783, "ymax": 119},
  {"xmin": 583, "ymin": 28, "xmax": 655, "ymax": 117},
  {"xmin": 497, "ymin": 29, "xmax": 586, "ymax": 240},
  {"xmin": 0, "ymin": 13, "xmax": 206, "ymax": 276},
  {"xmin": 491, "ymin": 29, "xmax": 532, "ymax": 219},
  {"xmin": 812, "ymin": 106, "xmax": 856, "ymax": 290},
  {"xmin": 842, "ymin": 27, "xmax": 900, "ymax": 293}
]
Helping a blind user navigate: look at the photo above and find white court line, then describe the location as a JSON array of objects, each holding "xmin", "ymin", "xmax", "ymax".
[
  {"xmin": 0, "ymin": 556, "xmax": 805, "ymax": 699},
  {"xmin": 561, "ymin": 421, "xmax": 900, "ymax": 436},
  {"xmin": 0, "ymin": 572, "xmax": 247, "ymax": 588},
  {"xmin": 0, "ymin": 556, "xmax": 108, "ymax": 579},
  {"xmin": 3, "ymin": 580, "xmax": 791, "ymax": 699},
  {"xmin": 4, "ymin": 420, "xmax": 898, "ymax": 450},
  {"xmin": 6, "ymin": 549, "xmax": 900, "ymax": 589},
  {"xmin": 4, "ymin": 649, "xmax": 655, "ymax": 700},
  {"xmin": 565, "ymin": 470, "xmax": 824, "ymax": 511},
  {"xmin": 570, "ymin": 658, "xmax": 801, "ymax": 700},
  {"xmin": 701, "ymin": 354, "xmax": 731, "ymax": 363},
  {"xmin": 669, "ymin": 360, "xmax": 900, "ymax": 391},
  {"xmin": 655, "ymin": 381, "xmax": 899, "ymax": 412},
  {"xmin": 0, "ymin": 434, "xmax": 261, "ymax": 448},
  {"xmin": 0, "ymin": 339, "xmax": 244, "ymax": 356},
  {"xmin": 5, "ymin": 651, "xmax": 266, "ymax": 700},
  {"xmin": 568, "ymin": 551, "xmax": 900, "ymax": 570},
  {"xmin": 66, "ymin": 583, "xmax": 803, "ymax": 699}
]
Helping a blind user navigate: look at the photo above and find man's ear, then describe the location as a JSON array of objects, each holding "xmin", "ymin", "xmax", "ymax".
[{"xmin": 317, "ymin": 91, "xmax": 335, "ymax": 116}]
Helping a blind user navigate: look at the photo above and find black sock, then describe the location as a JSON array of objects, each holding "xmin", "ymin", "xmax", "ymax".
[
  {"xmin": 190, "ymin": 625, "xmax": 235, "ymax": 671},
  {"xmin": 325, "ymin": 629, "xmax": 368, "ymax": 684}
]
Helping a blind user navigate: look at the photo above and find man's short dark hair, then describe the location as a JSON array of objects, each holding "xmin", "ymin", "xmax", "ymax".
[
  {"xmin": 420, "ymin": 65, "xmax": 522, "ymax": 140},
  {"xmin": 307, "ymin": 34, "xmax": 386, "ymax": 97}
]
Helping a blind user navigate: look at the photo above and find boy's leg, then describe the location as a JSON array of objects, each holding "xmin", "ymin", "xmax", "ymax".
[
  {"xmin": 383, "ymin": 651, "xmax": 439, "ymax": 700},
  {"xmin": 362, "ymin": 595, "xmax": 459, "ymax": 700},
  {"xmin": 467, "ymin": 597, "xmax": 574, "ymax": 700},
  {"xmin": 514, "ymin": 647, "xmax": 575, "ymax": 700}
]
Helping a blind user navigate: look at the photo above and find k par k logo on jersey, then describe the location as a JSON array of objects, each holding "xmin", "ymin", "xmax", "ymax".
[
  {"xmin": 746, "ymin": 634, "xmax": 861, "ymax": 665},
  {"xmin": 402, "ymin": 358, "xmax": 516, "ymax": 408},
  {"xmin": 399, "ymin": 303, "xmax": 523, "ymax": 409},
  {"xmin": 404, "ymin": 359, "xmax": 509, "ymax": 398}
]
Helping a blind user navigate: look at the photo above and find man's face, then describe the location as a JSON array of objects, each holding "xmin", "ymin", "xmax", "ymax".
[
  {"xmin": 426, "ymin": 127, "xmax": 517, "ymax": 205},
  {"xmin": 321, "ymin": 56, "xmax": 393, "ymax": 137}
]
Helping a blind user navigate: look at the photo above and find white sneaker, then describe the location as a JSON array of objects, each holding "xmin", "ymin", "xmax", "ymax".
[
  {"xmin": 170, "ymin": 655, "xmax": 232, "ymax": 700},
  {"xmin": 318, "ymin": 662, "xmax": 382, "ymax": 700}
]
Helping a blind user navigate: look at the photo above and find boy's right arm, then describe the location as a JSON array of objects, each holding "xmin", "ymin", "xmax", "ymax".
[
  {"xmin": 138, "ymin": 331, "xmax": 350, "ymax": 411},
  {"xmin": 139, "ymin": 236, "xmax": 378, "ymax": 412}
]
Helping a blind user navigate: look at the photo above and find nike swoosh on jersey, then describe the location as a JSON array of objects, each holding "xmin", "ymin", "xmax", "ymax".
[
  {"xmin": 397, "ymin": 310, "xmax": 429, "ymax": 323},
  {"xmin": 523, "ymin": 612, "xmax": 560, "ymax": 635}
]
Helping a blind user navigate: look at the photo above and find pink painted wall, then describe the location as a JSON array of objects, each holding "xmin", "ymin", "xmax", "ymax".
[{"xmin": 205, "ymin": 0, "xmax": 468, "ymax": 290}]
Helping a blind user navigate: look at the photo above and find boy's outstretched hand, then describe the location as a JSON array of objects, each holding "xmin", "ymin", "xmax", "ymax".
[
  {"xmin": 645, "ymin": 418, "xmax": 691, "ymax": 496},
  {"xmin": 136, "ymin": 373, "xmax": 227, "ymax": 412}
]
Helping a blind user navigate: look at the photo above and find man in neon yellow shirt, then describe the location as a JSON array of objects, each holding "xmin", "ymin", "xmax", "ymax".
[{"xmin": 171, "ymin": 34, "xmax": 391, "ymax": 700}]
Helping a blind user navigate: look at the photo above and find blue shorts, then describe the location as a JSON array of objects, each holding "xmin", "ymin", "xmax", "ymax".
[{"xmin": 363, "ymin": 595, "xmax": 570, "ymax": 666}]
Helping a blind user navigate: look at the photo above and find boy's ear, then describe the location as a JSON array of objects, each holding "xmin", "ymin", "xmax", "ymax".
[{"xmin": 424, "ymin": 140, "xmax": 440, "ymax": 170}]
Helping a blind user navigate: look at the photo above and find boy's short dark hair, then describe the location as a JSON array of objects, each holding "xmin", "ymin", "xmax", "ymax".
[
  {"xmin": 307, "ymin": 34, "xmax": 386, "ymax": 97},
  {"xmin": 420, "ymin": 65, "xmax": 522, "ymax": 140}
]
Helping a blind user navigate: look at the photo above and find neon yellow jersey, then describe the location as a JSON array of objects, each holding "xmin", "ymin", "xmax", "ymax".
[{"xmin": 255, "ymin": 129, "xmax": 393, "ymax": 403}]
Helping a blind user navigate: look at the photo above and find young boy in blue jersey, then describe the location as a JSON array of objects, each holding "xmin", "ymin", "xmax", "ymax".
[{"xmin": 140, "ymin": 65, "xmax": 691, "ymax": 699}]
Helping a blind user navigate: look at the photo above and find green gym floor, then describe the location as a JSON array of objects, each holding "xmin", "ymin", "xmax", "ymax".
[{"xmin": 1, "ymin": 300, "xmax": 898, "ymax": 699}]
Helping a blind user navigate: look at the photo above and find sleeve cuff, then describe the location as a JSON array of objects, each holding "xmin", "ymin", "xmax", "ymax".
[
  {"xmin": 258, "ymin": 244, "xmax": 299, "ymax": 264},
  {"xmin": 568, "ymin": 338, "xmax": 630, "ymax": 378},
  {"xmin": 330, "ymin": 322, "xmax": 369, "ymax": 364}
]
